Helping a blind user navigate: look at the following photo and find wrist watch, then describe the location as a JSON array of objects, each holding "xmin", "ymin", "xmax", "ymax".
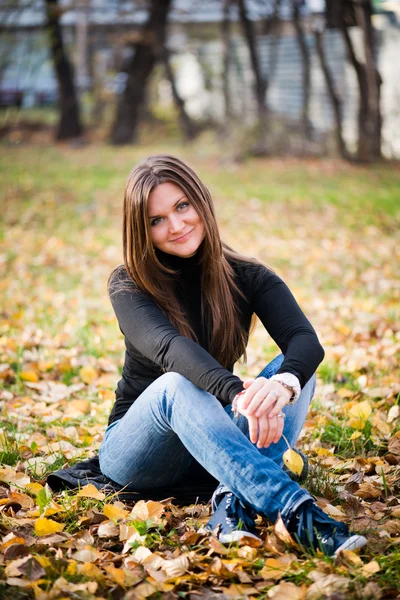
[{"xmin": 270, "ymin": 373, "xmax": 301, "ymax": 404}]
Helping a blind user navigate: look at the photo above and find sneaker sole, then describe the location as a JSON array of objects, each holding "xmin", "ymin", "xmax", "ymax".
[
  {"xmin": 219, "ymin": 530, "xmax": 261, "ymax": 544},
  {"xmin": 334, "ymin": 534, "xmax": 368, "ymax": 555}
]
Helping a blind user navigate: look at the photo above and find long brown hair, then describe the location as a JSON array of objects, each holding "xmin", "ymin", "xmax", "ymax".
[{"xmin": 109, "ymin": 155, "xmax": 257, "ymax": 367}]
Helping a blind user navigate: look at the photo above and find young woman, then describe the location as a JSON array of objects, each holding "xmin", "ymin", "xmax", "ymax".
[{"xmin": 99, "ymin": 155, "xmax": 367, "ymax": 555}]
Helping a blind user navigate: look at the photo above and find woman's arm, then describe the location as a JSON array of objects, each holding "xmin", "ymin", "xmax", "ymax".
[
  {"xmin": 246, "ymin": 264, "xmax": 325, "ymax": 388},
  {"xmin": 110, "ymin": 286, "xmax": 245, "ymax": 404}
]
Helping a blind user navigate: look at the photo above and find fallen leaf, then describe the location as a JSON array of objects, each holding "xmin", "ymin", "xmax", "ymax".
[
  {"xmin": 348, "ymin": 400, "xmax": 372, "ymax": 421},
  {"xmin": 103, "ymin": 503, "xmax": 130, "ymax": 521},
  {"xmin": 361, "ymin": 560, "xmax": 380, "ymax": 577},
  {"xmin": 79, "ymin": 365, "xmax": 98, "ymax": 384},
  {"xmin": 97, "ymin": 520, "xmax": 119, "ymax": 538},
  {"xmin": 77, "ymin": 483, "xmax": 105, "ymax": 501},
  {"xmin": 282, "ymin": 448, "xmax": 304, "ymax": 476},
  {"xmin": 34, "ymin": 517, "xmax": 65, "ymax": 536},
  {"xmin": 260, "ymin": 556, "xmax": 294, "ymax": 580},
  {"xmin": 306, "ymin": 573, "xmax": 349, "ymax": 599},
  {"xmin": 20, "ymin": 371, "xmax": 39, "ymax": 383},
  {"xmin": 268, "ymin": 581, "xmax": 305, "ymax": 599}
]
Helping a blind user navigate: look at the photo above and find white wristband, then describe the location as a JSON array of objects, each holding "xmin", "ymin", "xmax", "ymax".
[{"xmin": 270, "ymin": 373, "xmax": 301, "ymax": 404}]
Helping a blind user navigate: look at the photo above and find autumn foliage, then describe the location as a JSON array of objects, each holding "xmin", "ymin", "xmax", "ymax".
[{"xmin": 0, "ymin": 145, "xmax": 399, "ymax": 599}]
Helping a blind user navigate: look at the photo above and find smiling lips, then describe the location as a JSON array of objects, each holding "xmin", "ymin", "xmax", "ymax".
[{"xmin": 171, "ymin": 229, "xmax": 194, "ymax": 243}]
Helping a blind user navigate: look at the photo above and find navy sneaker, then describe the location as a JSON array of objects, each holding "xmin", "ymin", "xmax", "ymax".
[
  {"xmin": 285, "ymin": 499, "xmax": 367, "ymax": 556},
  {"xmin": 205, "ymin": 485, "xmax": 261, "ymax": 544}
]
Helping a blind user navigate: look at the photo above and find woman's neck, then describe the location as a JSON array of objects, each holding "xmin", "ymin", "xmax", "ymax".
[{"xmin": 155, "ymin": 247, "xmax": 203, "ymax": 272}]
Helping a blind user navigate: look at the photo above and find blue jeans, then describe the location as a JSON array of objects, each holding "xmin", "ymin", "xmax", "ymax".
[{"xmin": 99, "ymin": 355, "xmax": 314, "ymax": 522}]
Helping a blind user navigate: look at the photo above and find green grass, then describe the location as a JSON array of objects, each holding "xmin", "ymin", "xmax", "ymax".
[{"xmin": 0, "ymin": 140, "xmax": 399, "ymax": 599}]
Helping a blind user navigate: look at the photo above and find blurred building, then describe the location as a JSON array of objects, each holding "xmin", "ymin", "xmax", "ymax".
[{"xmin": 0, "ymin": 0, "xmax": 399, "ymax": 156}]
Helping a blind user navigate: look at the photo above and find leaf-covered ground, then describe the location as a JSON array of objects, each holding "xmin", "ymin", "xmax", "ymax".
[{"xmin": 0, "ymin": 141, "xmax": 400, "ymax": 600}]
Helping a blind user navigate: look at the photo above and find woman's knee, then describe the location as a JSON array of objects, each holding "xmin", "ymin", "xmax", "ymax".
[{"xmin": 157, "ymin": 371, "xmax": 193, "ymax": 395}]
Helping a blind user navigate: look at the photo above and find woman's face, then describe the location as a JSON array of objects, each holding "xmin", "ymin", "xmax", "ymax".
[{"xmin": 147, "ymin": 182, "xmax": 205, "ymax": 258}]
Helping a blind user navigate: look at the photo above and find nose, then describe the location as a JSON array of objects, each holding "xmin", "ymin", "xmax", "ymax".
[{"xmin": 168, "ymin": 214, "xmax": 185, "ymax": 234}]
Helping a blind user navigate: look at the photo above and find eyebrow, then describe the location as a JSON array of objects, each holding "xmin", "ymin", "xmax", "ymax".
[{"xmin": 148, "ymin": 195, "xmax": 187, "ymax": 219}]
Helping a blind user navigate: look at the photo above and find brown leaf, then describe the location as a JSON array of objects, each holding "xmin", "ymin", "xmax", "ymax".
[
  {"xmin": 268, "ymin": 581, "xmax": 305, "ymax": 599},
  {"xmin": 354, "ymin": 482, "xmax": 382, "ymax": 500},
  {"xmin": 388, "ymin": 433, "xmax": 400, "ymax": 456},
  {"xmin": 97, "ymin": 519, "xmax": 119, "ymax": 538},
  {"xmin": 5, "ymin": 555, "xmax": 45, "ymax": 580},
  {"xmin": 260, "ymin": 556, "xmax": 295, "ymax": 581},
  {"xmin": 306, "ymin": 574, "xmax": 350, "ymax": 599},
  {"xmin": 274, "ymin": 514, "xmax": 298, "ymax": 548},
  {"xmin": 361, "ymin": 560, "xmax": 380, "ymax": 577}
]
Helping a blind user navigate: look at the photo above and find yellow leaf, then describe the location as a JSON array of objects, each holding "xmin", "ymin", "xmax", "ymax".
[
  {"xmin": 38, "ymin": 360, "xmax": 54, "ymax": 372},
  {"xmin": 34, "ymin": 517, "xmax": 65, "ymax": 536},
  {"xmin": 282, "ymin": 448, "xmax": 304, "ymax": 476},
  {"xmin": 77, "ymin": 483, "xmax": 105, "ymax": 501},
  {"xmin": 349, "ymin": 418, "xmax": 366, "ymax": 431},
  {"xmin": 340, "ymin": 549, "xmax": 363, "ymax": 566},
  {"xmin": 349, "ymin": 400, "xmax": 372, "ymax": 421},
  {"xmin": 35, "ymin": 555, "xmax": 52, "ymax": 568},
  {"xmin": 66, "ymin": 560, "xmax": 77, "ymax": 576},
  {"xmin": 105, "ymin": 565, "xmax": 126, "ymax": 588},
  {"xmin": 20, "ymin": 370, "xmax": 39, "ymax": 383},
  {"xmin": 65, "ymin": 399, "xmax": 89, "ymax": 416},
  {"xmin": 147, "ymin": 501, "xmax": 166, "ymax": 520},
  {"xmin": 103, "ymin": 504, "xmax": 130, "ymax": 521},
  {"xmin": 372, "ymin": 412, "xmax": 391, "ymax": 436},
  {"xmin": 25, "ymin": 483, "xmax": 44, "ymax": 495},
  {"xmin": 80, "ymin": 562, "xmax": 104, "ymax": 580},
  {"xmin": 350, "ymin": 431, "xmax": 362, "ymax": 440},
  {"xmin": 361, "ymin": 560, "xmax": 380, "ymax": 577},
  {"xmin": 337, "ymin": 388, "xmax": 354, "ymax": 399},
  {"xmin": 260, "ymin": 557, "xmax": 293, "ymax": 580},
  {"xmin": 79, "ymin": 365, "xmax": 98, "ymax": 384}
]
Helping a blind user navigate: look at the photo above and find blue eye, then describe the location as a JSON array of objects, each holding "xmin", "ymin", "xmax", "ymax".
[
  {"xmin": 177, "ymin": 201, "xmax": 189, "ymax": 211},
  {"xmin": 150, "ymin": 217, "xmax": 163, "ymax": 227}
]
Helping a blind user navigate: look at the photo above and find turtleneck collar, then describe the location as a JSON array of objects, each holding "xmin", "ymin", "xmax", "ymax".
[{"xmin": 155, "ymin": 245, "xmax": 203, "ymax": 273}]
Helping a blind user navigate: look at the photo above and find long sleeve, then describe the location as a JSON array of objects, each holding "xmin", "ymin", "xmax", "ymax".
[
  {"xmin": 110, "ymin": 285, "xmax": 244, "ymax": 404},
  {"xmin": 241, "ymin": 263, "xmax": 325, "ymax": 388}
]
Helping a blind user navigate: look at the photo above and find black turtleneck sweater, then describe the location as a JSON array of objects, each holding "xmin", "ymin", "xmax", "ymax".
[{"xmin": 107, "ymin": 252, "xmax": 324, "ymax": 425}]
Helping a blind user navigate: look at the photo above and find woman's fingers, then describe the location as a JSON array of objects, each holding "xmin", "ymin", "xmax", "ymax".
[
  {"xmin": 240, "ymin": 378, "xmax": 266, "ymax": 411},
  {"xmin": 272, "ymin": 416, "xmax": 285, "ymax": 444},
  {"xmin": 248, "ymin": 388, "xmax": 278, "ymax": 416},
  {"xmin": 246, "ymin": 414, "xmax": 259, "ymax": 444},
  {"xmin": 255, "ymin": 392, "xmax": 280, "ymax": 417},
  {"xmin": 242, "ymin": 379, "xmax": 292, "ymax": 417},
  {"xmin": 268, "ymin": 396, "xmax": 289, "ymax": 419},
  {"xmin": 257, "ymin": 413, "xmax": 274, "ymax": 448}
]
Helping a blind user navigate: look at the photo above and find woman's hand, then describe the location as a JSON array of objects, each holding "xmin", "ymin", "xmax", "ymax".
[
  {"xmin": 235, "ymin": 377, "xmax": 292, "ymax": 448},
  {"xmin": 241, "ymin": 377, "xmax": 292, "ymax": 418}
]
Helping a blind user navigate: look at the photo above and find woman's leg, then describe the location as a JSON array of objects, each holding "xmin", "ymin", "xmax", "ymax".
[{"xmin": 99, "ymin": 371, "xmax": 311, "ymax": 523}]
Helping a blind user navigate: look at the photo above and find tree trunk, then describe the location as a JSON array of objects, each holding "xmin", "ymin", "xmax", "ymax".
[
  {"xmin": 315, "ymin": 30, "xmax": 348, "ymax": 159},
  {"xmin": 45, "ymin": 0, "xmax": 83, "ymax": 140},
  {"xmin": 292, "ymin": 0, "xmax": 312, "ymax": 140},
  {"xmin": 354, "ymin": 0, "xmax": 382, "ymax": 158},
  {"xmin": 338, "ymin": 0, "xmax": 381, "ymax": 161},
  {"xmin": 162, "ymin": 48, "xmax": 198, "ymax": 141},
  {"xmin": 221, "ymin": 0, "xmax": 234, "ymax": 123},
  {"xmin": 237, "ymin": 0, "xmax": 268, "ymax": 124},
  {"xmin": 111, "ymin": 0, "xmax": 172, "ymax": 145}
]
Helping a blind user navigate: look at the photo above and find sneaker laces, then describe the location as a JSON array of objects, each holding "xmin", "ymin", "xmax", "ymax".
[
  {"xmin": 212, "ymin": 487, "xmax": 257, "ymax": 533},
  {"xmin": 288, "ymin": 499, "xmax": 350, "ymax": 555}
]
